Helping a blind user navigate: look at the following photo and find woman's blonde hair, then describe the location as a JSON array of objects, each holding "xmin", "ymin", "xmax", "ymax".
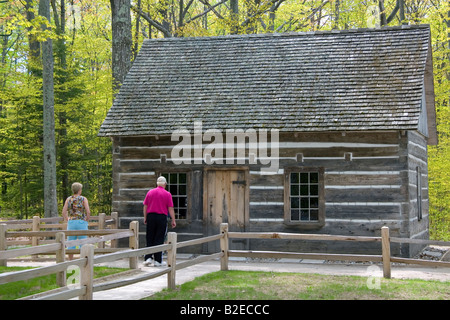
[{"xmin": 71, "ymin": 182, "xmax": 83, "ymax": 194}]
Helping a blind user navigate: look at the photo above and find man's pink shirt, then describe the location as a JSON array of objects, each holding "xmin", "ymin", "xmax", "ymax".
[{"xmin": 143, "ymin": 186, "xmax": 174, "ymax": 215}]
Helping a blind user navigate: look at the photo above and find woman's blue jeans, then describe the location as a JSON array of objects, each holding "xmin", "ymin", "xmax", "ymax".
[{"xmin": 67, "ymin": 219, "xmax": 88, "ymax": 249}]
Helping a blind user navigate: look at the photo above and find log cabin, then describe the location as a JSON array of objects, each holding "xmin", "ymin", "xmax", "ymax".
[{"xmin": 99, "ymin": 25, "xmax": 437, "ymax": 257}]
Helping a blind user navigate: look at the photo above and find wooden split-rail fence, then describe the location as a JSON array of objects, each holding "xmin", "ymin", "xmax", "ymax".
[{"xmin": 0, "ymin": 222, "xmax": 449, "ymax": 300}]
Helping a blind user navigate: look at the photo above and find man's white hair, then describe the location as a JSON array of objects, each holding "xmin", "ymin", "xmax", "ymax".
[{"xmin": 157, "ymin": 176, "xmax": 167, "ymax": 186}]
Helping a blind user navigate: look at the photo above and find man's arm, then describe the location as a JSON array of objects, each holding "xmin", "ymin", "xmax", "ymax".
[
  {"xmin": 143, "ymin": 205, "xmax": 148, "ymax": 224},
  {"xmin": 168, "ymin": 207, "xmax": 176, "ymax": 228}
]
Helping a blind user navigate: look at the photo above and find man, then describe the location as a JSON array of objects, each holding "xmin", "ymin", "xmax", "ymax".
[{"xmin": 143, "ymin": 176, "xmax": 176, "ymax": 266}]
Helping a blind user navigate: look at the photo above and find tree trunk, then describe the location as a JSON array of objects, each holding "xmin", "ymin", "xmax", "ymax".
[
  {"xmin": 52, "ymin": 0, "xmax": 70, "ymax": 203},
  {"xmin": 110, "ymin": 0, "xmax": 132, "ymax": 93},
  {"xmin": 230, "ymin": 0, "xmax": 239, "ymax": 34},
  {"xmin": 26, "ymin": 0, "xmax": 41, "ymax": 74},
  {"xmin": 39, "ymin": 0, "xmax": 58, "ymax": 218}
]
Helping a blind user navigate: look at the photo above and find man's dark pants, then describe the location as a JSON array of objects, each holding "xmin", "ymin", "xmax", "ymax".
[{"xmin": 145, "ymin": 213, "xmax": 168, "ymax": 263}]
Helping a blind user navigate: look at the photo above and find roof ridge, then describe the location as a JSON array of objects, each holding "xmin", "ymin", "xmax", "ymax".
[{"xmin": 144, "ymin": 24, "xmax": 430, "ymax": 42}]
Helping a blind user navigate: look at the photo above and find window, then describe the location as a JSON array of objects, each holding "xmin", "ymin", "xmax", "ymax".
[
  {"xmin": 285, "ymin": 168, "xmax": 324, "ymax": 227},
  {"xmin": 161, "ymin": 172, "xmax": 188, "ymax": 220}
]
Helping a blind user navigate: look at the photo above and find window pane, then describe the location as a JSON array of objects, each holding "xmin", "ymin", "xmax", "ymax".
[
  {"xmin": 310, "ymin": 210, "xmax": 319, "ymax": 221},
  {"xmin": 300, "ymin": 173, "xmax": 309, "ymax": 184},
  {"xmin": 291, "ymin": 184, "xmax": 299, "ymax": 196},
  {"xmin": 310, "ymin": 197, "xmax": 319, "ymax": 208},
  {"xmin": 169, "ymin": 173, "xmax": 178, "ymax": 184},
  {"xmin": 310, "ymin": 184, "xmax": 318, "ymax": 196},
  {"xmin": 291, "ymin": 197, "xmax": 299, "ymax": 209},
  {"xmin": 310, "ymin": 172, "xmax": 319, "ymax": 184},
  {"xmin": 179, "ymin": 173, "xmax": 187, "ymax": 184},
  {"xmin": 300, "ymin": 210, "xmax": 309, "ymax": 221},
  {"xmin": 179, "ymin": 184, "xmax": 187, "ymax": 195},
  {"xmin": 177, "ymin": 208, "xmax": 187, "ymax": 219},
  {"xmin": 181, "ymin": 196, "xmax": 188, "ymax": 208},
  {"xmin": 169, "ymin": 184, "xmax": 177, "ymax": 194},
  {"xmin": 291, "ymin": 209, "xmax": 299, "ymax": 221},
  {"xmin": 300, "ymin": 197, "xmax": 309, "ymax": 208},
  {"xmin": 300, "ymin": 185, "xmax": 309, "ymax": 196},
  {"xmin": 291, "ymin": 172, "xmax": 299, "ymax": 184},
  {"xmin": 173, "ymin": 197, "xmax": 179, "ymax": 208}
]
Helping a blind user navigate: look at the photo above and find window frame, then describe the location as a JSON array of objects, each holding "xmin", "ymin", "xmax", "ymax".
[
  {"xmin": 158, "ymin": 170, "xmax": 191, "ymax": 221},
  {"xmin": 284, "ymin": 167, "xmax": 325, "ymax": 228}
]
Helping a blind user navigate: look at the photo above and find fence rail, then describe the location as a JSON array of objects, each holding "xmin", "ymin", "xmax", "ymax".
[{"xmin": 0, "ymin": 223, "xmax": 449, "ymax": 300}]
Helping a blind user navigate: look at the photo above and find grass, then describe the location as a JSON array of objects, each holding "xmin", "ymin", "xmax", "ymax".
[
  {"xmin": 0, "ymin": 266, "xmax": 128, "ymax": 300},
  {"xmin": 145, "ymin": 270, "xmax": 450, "ymax": 300}
]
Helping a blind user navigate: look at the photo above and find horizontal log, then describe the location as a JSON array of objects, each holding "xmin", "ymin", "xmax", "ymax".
[
  {"xmin": 93, "ymin": 268, "xmax": 170, "ymax": 293},
  {"xmin": 0, "ymin": 243, "xmax": 61, "ymax": 260},
  {"xmin": 0, "ymin": 217, "xmax": 61, "ymax": 224},
  {"xmin": 176, "ymin": 252, "xmax": 224, "ymax": 270},
  {"xmin": 0, "ymin": 258, "xmax": 86, "ymax": 285},
  {"xmin": 325, "ymin": 173, "xmax": 402, "ymax": 186},
  {"xmin": 390, "ymin": 237, "xmax": 450, "ymax": 246},
  {"xmin": 228, "ymin": 231, "xmax": 381, "ymax": 242},
  {"xmin": 19, "ymin": 286, "xmax": 84, "ymax": 301},
  {"xmin": 250, "ymin": 188, "xmax": 283, "ymax": 202},
  {"xmin": 7, "ymin": 240, "xmax": 32, "ymax": 246},
  {"xmin": 2, "ymin": 223, "xmax": 33, "ymax": 230},
  {"xmin": 39, "ymin": 224, "xmax": 66, "ymax": 229},
  {"xmin": 1, "ymin": 216, "xmax": 114, "ymax": 226},
  {"xmin": 228, "ymin": 250, "xmax": 382, "ymax": 262},
  {"xmin": 325, "ymin": 186, "xmax": 406, "ymax": 202},
  {"xmin": 28, "ymin": 248, "xmax": 123, "ymax": 255},
  {"xmin": 6, "ymin": 229, "xmax": 125, "ymax": 238},
  {"xmin": 390, "ymin": 257, "xmax": 450, "ymax": 268},
  {"xmin": 65, "ymin": 230, "xmax": 134, "ymax": 249},
  {"xmin": 92, "ymin": 244, "xmax": 171, "ymax": 265},
  {"xmin": 177, "ymin": 234, "xmax": 223, "ymax": 249}
]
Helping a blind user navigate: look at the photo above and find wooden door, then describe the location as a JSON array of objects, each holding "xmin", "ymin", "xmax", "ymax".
[{"xmin": 204, "ymin": 169, "xmax": 249, "ymax": 251}]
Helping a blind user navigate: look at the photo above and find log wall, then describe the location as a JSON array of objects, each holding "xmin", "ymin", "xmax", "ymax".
[{"xmin": 111, "ymin": 130, "xmax": 429, "ymax": 257}]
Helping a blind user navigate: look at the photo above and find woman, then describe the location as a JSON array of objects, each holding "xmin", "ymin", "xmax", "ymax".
[{"xmin": 62, "ymin": 182, "xmax": 91, "ymax": 260}]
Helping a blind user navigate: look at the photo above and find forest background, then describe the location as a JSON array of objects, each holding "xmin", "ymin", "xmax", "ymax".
[{"xmin": 0, "ymin": 0, "xmax": 449, "ymax": 240}]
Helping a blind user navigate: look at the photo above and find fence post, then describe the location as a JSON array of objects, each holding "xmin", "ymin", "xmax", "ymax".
[
  {"xmin": 129, "ymin": 221, "xmax": 139, "ymax": 269},
  {"xmin": 55, "ymin": 232, "xmax": 66, "ymax": 287},
  {"xmin": 110, "ymin": 212, "xmax": 119, "ymax": 248},
  {"xmin": 98, "ymin": 213, "xmax": 106, "ymax": 249},
  {"xmin": 79, "ymin": 244, "xmax": 94, "ymax": 300},
  {"xmin": 0, "ymin": 224, "xmax": 7, "ymax": 267},
  {"xmin": 220, "ymin": 223, "xmax": 229, "ymax": 271},
  {"xmin": 31, "ymin": 216, "xmax": 40, "ymax": 260},
  {"xmin": 167, "ymin": 232, "xmax": 177, "ymax": 290},
  {"xmin": 381, "ymin": 226, "xmax": 391, "ymax": 279}
]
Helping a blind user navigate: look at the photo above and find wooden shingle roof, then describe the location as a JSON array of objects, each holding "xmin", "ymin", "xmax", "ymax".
[{"xmin": 99, "ymin": 25, "xmax": 436, "ymax": 143}]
